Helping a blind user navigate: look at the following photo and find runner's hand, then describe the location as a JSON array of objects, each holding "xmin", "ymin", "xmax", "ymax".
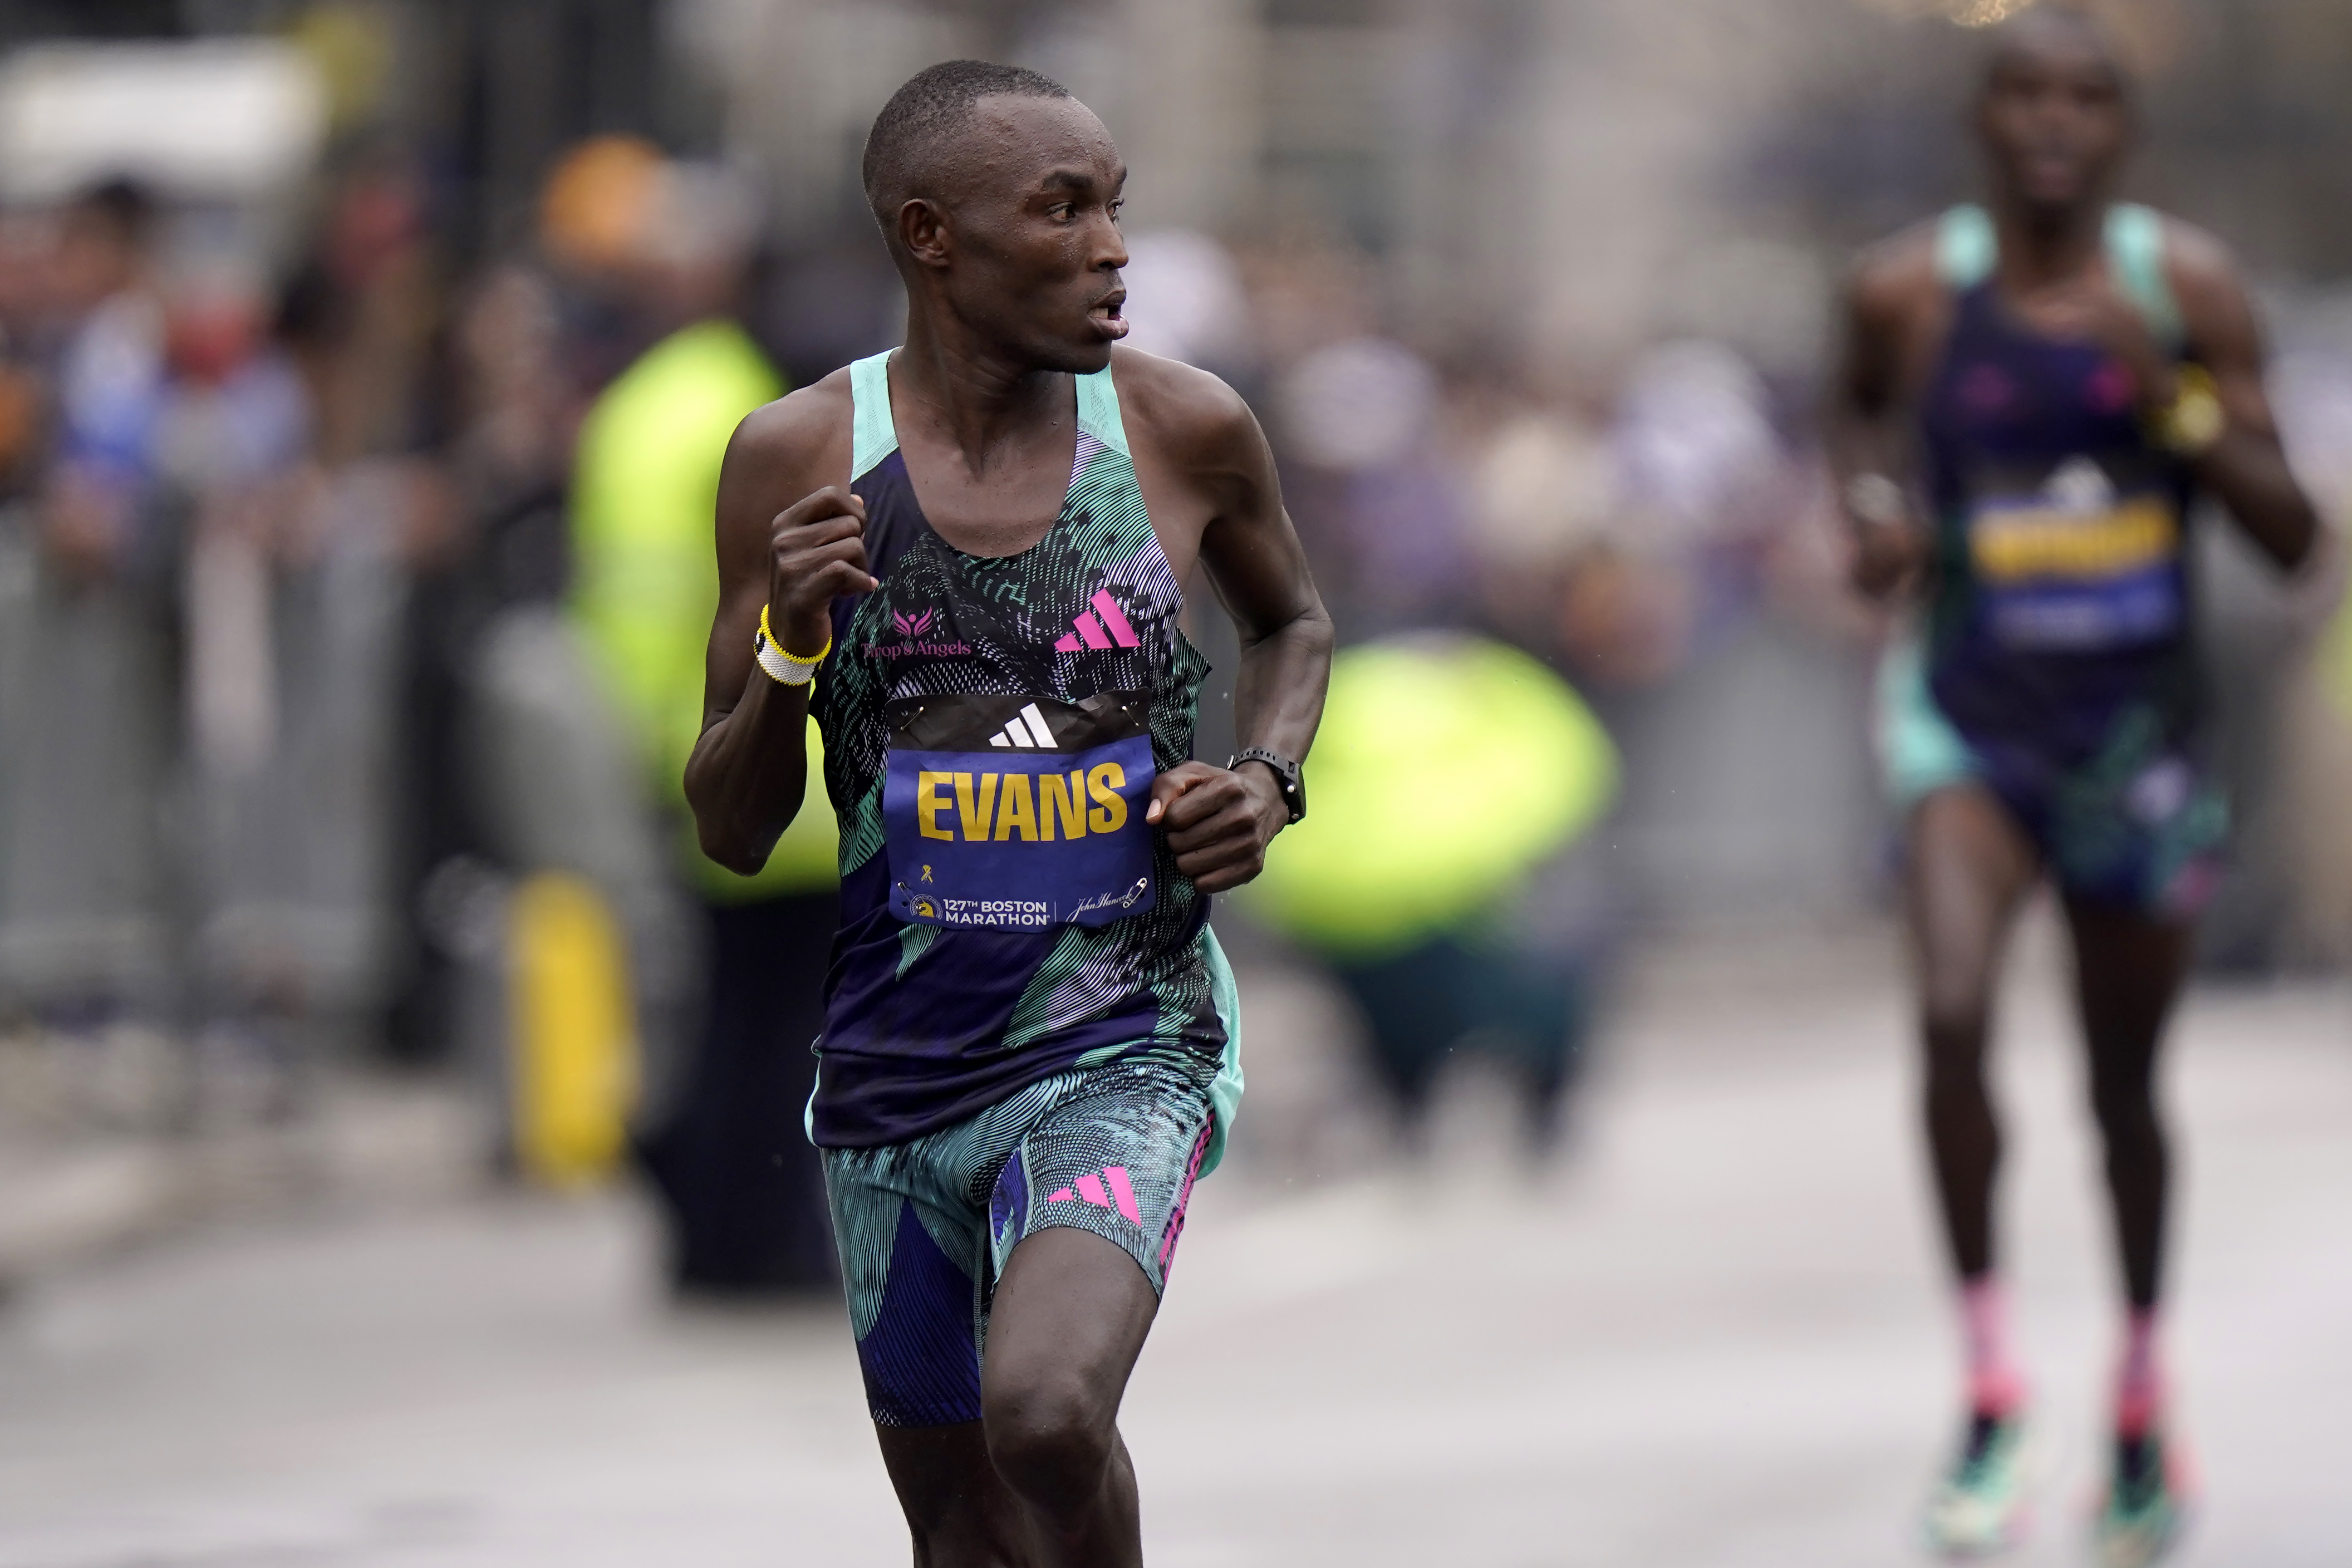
[
  {"xmin": 1850, "ymin": 513, "xmax": 1928, "ymax": 601},
  {"xmin": 2034, "ymin": 273, "xmax": 2178, "ymax": 412},
  {"xmin": 767, "ymin": 486, "xmax": 876, "ymax": 657},
  {"xmin": 1148, "ymin": 761, "xmax": 1288, "ymax": 894}
]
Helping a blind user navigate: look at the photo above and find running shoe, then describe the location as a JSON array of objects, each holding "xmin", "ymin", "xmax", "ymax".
[
  {"xmin": 1922, "ymin": 1408, "xmax": 2035, "ymax": 1557},
  {"xmin": 2094, "ymin": 1428, "xmax": 2193, "ymax": 1568}
]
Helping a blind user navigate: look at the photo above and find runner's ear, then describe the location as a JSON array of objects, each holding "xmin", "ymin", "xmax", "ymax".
[{"xmin": 898, "ymin": 197, "xmax": 953, "ymax": 270}]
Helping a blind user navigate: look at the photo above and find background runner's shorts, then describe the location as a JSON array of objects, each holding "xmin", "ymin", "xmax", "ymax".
[
  {"xmin": 1875, "ymin": 638, "xmax": 2228, "ymax": 917},
  {"xmin": 822, "ymin": 1049, "xmax": 1220, "ymax": 1428}
]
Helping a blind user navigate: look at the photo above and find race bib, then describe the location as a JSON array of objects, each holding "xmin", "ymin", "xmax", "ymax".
[
  {"xmin": 883, "ymin": 691, "xmax": 1157, "ymax": 931},
  {"xmin": 1967, "ymin": 458, "xmax": 2183, "ymax": 652}
]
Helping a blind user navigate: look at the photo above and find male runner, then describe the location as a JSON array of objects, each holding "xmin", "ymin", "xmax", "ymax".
[
  {"xmin": 1829, "ymin": 14, "xmax": 2322, "ymax": 1565},
  {"xmin": 684, "ymin": 61, "xmax": 1330, "ymax": 1566}
]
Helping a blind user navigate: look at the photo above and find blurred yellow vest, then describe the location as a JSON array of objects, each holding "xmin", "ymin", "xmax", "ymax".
[
  {"xmin": 568, "ymin": 318, "xmax": 838, "ymax": 898},
  {"xmin": 1243, "ymin": 635, "xmax": 1617, "ymax": 957}
]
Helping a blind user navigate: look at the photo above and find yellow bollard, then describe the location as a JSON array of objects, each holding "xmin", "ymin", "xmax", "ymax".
[{"xmin": 507, "ymin": 872, "xmax": 637, "ymax": 1188}]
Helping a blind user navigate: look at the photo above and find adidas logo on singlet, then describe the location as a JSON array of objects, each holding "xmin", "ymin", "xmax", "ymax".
[
  {"xmin": 2046, "ymin": 455, "xmax": 2116, "ymax": 514},
  {"xmin": 988, "ymin": 702, "xmax": 1062, "ymax": 749},
  {"xmin": 1054, "ymin": 591, "xmax": 1142, "ymax": 653}
]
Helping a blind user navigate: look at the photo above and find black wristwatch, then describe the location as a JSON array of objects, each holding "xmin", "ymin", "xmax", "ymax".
[{"xmin": 1229, "ymin": 747, "xmax": 1306, "ymax": 825}]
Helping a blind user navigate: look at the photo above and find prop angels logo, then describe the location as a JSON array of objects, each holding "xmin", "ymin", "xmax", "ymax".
[{"xmin": 871, "ymin": 604, "xmax": 969, "ymax": 660}]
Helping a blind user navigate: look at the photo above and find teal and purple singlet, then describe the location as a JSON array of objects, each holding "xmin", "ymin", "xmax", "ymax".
[
  {"xmin": 808, "ymin": 352, "xmax": 1243, "ymax": 1426},
  {"xmin": 809, "ymin": 351, "xmax": 1243, "ymax": 1151},
  {"xmin": 1879, "ymin": 204, "xmax": 2228, "ymax": 916}
]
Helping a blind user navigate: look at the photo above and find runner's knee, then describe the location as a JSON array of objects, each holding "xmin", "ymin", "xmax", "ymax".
[
  {"xmin": 2087, "ymin": 1070, "xmax": 2159, "ymax": 1146},
  {"xmin": 983, "ymin": 1368, "xmax": 1116, "ymax": 1512},
  {"xmin": 1919, "ymin": 991, "xmax": 1992, "ymax": 1088},
  {"xmin": 1914, "ymin": 941, "xmax": 1996, "ymax": 1056}
]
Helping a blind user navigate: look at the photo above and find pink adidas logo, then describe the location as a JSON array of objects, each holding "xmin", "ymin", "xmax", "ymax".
[
  {"xmin": 1054, "ymin": 591, "xmax": 1141, "ymax": 653},
  {"xmin": 1045, "ymin": 1165, "xmax": 1142, "ymax": 1226}
]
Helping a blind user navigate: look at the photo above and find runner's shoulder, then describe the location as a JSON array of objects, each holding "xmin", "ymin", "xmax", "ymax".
[
  {"xmin": 1844, "ymin": 218, "xmax": 1946, "ymax": 329},
  {"xmin": 2149, "ymin": 211, "xmax": 2253, "ymax": 327},
  {"xmin": 1108, "ymin": 345, "xmax": 1264, "ymax": 475},
  {"xmin": 723, "ymin": 366, "xmax": 856, "ymax": 499},
  {"xmin": 2149, "ymin": 210, "xmax": 2236, "ymax": 280}
]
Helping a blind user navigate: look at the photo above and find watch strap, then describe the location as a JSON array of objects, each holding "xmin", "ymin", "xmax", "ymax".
[{"xmin": 1229, "ymin": 746, "xmax": 1305, "ymax": 825}]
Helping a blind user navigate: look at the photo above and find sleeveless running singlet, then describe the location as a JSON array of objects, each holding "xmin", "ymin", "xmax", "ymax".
[
  {"xmin": 807, "ymin": 352, "xmax": 1233, "ymax": 1149},
  {"xmin": 1883, "ymin": 203, "xmax": 2228, "ymax": 912},
  {"xmin": 1918, "ymin": 202, "xmax": 2201, "ymax": 765}
]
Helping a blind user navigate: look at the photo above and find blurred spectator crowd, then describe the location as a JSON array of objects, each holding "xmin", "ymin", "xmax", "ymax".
[{"xmin": 5, "ymin": 18, "xmax": 2352, "ymax": 1275}]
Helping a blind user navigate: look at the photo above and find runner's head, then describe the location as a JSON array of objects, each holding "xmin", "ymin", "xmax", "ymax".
[
  {"xmin": 863, "ymin": 60, "xmax": 1128, "ymax": 373},
  {"xmin": 1975, "ymin": 9, "xmax": 2134, "ymax": 221}
]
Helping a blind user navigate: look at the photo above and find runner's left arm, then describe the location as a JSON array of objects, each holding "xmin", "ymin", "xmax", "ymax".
[
  {"xmin": 2168, "ymin": 237, "xmax": 2322, "ymax": 573},
  {"xmin": 1146, "ymin": 376, "xmax": 1333, "ymax": 895}
]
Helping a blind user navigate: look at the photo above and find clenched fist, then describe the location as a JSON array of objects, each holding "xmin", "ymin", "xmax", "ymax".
[
  {"xmin": 768, "ymin": 486, "xmax": 878, "ymax": 656},
  {"xmin": 1146, "ymin": 761, "xmax": 1289, "ymax": 894}
]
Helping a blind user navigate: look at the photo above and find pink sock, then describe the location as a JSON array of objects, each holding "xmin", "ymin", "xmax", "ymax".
[
  {"xmin": 2117, "ymin": 1308, "xmax": 2164, "ymax": 1438},
  {"xmin": 1960, "ymin": 1276, "xmax": 2027, "ymax": 1416}
]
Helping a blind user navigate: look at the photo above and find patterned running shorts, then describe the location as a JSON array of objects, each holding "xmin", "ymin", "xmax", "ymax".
[
  {"xmin": 1877, "ymin": 636, "xmax": 2228, "ymax": 917},
  {"xmin": 822, "ymin": 1049, "xmax": 1220, "ymax": 1428}
]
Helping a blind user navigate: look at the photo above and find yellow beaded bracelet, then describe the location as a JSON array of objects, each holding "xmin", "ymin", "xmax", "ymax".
[
  {"xmin": 755, "ymin": 604, "xmax": 831, "ymax": 686},
  {"xmin": 2154, "ymin": 365, "xmax": 2226, "ymax": 458}
]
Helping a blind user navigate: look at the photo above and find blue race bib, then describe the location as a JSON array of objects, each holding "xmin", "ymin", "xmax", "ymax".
[
  {"xmin": 883, "ymin": 691, "xmax": 1157, "ymax": 931},
  {"xmin": 1966, "ymin": 465, "xmax": 2184, "ymax": 652}
]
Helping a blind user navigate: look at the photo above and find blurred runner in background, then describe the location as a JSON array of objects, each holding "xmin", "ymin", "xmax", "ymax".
[{"xmin": 1827, "ymin": 14, "xmax": 2328, "ymax": 1564}]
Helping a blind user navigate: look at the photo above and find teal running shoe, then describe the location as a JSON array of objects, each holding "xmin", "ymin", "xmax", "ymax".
[
  {"xmin": 2094, "ymin": 1429, "xmax": 2193, "ymax": 1568},
  {"xmin": 1922, "ymin": 1409, "xmax": 2035, "ymax": 1557}
]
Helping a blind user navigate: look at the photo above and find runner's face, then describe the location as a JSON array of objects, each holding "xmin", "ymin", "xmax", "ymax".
[
  {"xmin": 1978, "ymin": 38, "xmax": 2129, "ymax": 214},
  {"xmin": 943, "ymin": 96, "xmax": 1128, "ymax": 373}
]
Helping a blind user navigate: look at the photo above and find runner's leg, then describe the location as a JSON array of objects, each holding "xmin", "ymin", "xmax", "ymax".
[
  {"xmin": 2065, "ymin": 897, "xmax": 2197, "ymax": 1557},
  {"xmin": 1906, "ymin": 785, "xmax": 2040, "ymax": 1286},
  {"xmin": 2061, "ymin": 897, "xmax": 2189, "ymax": 1312},
  {"xmin": 2068, "ymin": 891, "xmax": 2192, "ymax": 1444},
  {"xmin": 1908, "ymin": 786, "xmax": 2046, "ymax": 1552},
  {"xmin": 980, "ymin": 1226, "xmax": 1159, "ymax": 1568},
  {"xmin": 873, "ymin": 1422, "xmax": 1034, "ymax": 1566}
]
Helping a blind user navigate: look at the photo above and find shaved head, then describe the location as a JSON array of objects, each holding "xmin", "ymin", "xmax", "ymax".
[
  {"xmin": 1973, "ymin": 5, "xmax": 2134, "ymax": 219},
  {"xmin": 861, "ymin": 60, "xmax": 1072, "ymax": 238},
  {"xmin": 1982, "ymin": 8, "xmax": 2131, "ymax": 102}
]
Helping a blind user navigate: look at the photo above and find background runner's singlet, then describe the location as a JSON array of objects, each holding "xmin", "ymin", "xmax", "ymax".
[
  {"xmin": 807, "ymin": 352, "xmax": 1230, "ymax": 1149},
  {"xmin": 1917, "ymin": 201, "xmax": 2203, "ymax": 779}
]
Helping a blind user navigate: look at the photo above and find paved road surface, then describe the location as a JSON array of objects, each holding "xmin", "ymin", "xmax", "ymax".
[{"xmin": 1, "ymin": 934, "xmax": 2346, "ymax": 1567}]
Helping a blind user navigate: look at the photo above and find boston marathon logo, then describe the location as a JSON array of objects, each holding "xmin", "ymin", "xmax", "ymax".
[{"xmin": 911, "ymin": 763, "xmax": 1131, "ymax": 842}]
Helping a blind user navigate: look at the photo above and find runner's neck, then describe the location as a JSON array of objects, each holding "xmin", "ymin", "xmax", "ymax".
[
  {"xmin": 1990, "ymin": 198, "xmax": 2108, "ymax": 289},
  {"xmin": 895, "ymin": 317, "xmax": 1078, "ymax": 472}
]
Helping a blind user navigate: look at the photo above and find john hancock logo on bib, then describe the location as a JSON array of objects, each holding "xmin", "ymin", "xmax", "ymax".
[{"xmin": 882, "ymin": 691, "xmax": 1157, "ymax": 931}]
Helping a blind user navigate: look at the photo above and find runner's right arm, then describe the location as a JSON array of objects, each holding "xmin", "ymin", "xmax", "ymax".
[
  {"xmin": 684, "ymin": 381, "xmax": 873, "ymax": 876},
  {"xmin": 1827, "ymin": 233, "xmax": 1942, "ymax": 602}
]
